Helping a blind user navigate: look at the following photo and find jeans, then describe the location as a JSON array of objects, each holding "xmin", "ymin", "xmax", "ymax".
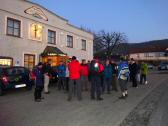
[
  {"xmin": 68, "ymin": 79, "xmax": 82, "ymax": 100},
  {"xmin": 81, "ymin": 76, "xmax": 89, "ymax": 91},
  {"xmin": 58, "ymin": 77, "xmax": 66, "ymax": 90},
  {"xmin": 91, "ymin": 76, "xmax": 101, "ymax": 98},
  {"xmin": 103, "ymin": 78, "xmax": 112, "ymax": 93},
  {"xmin": 34, "ymin": 86, "xmax": 43, "ymax": 100},
  {"xmin": 140, "ymin": 74, "xmax": 147, "ymax": 84}
]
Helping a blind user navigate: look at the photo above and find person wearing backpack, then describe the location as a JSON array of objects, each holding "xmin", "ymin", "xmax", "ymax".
[
  {"xmin": 118, "ymin": 58, "xmax": 130, "ymax": 99},
  {"xmin": 89, "ymin": 57, "xmax": 104, "ymax": 100}
]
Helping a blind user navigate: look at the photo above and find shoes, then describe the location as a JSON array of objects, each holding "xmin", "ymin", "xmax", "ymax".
[
  {"xmin": 107, "ymin": 91, "xmax": 111, "ymax": 94},
  {"xmin": 44, "ymin": 91, "xmax": 50, "ymax": 94},
  {"xmin": 41, "ymin": 97, "xmax": 45, "ymax": 99},
  {"xmin": 125, "ymin": 94, "xmax": 128, "ymax": 97},
  {"xmin": 91, "ymin": 97, "xmax": 96, "ymax": 100},
  {"xmin": 118, "ymin": 96, "xmax": 126, "ymax": 99},
  {"xmin": 97, "ymin": 97, "xmax": 103, "ymax": 101},
  {"xmin": 67, "ymin": 98, "xmax": 72, "ymax": 101},
  {"xmin": 35, "ymin": 99, "xmax": 42, "ymax": 102},
  {"xmin": 145, "ymin": 81, "xmax": 148, "ymax": 85}
]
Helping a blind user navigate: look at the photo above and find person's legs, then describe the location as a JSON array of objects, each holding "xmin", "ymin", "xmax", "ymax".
[
  {"xmin": 84, "ymin": 76, "xmax": 89, "ymax": 91},
  {"xmin": 132, "ymin": 75, "xmax": 137, "ymax": 87},
  {"xmin": 68, "ymin": 79, "xmax": 74, "ymax": 101},
  {"xmin": 119, "ymin": 79, "xmax": 126, "ymax": 99},
  {"xmin": 96, "ymin": 77, "xmax": 102, "ymax": 100},
  {"xmin": 91, "ymin": 77, "xmax": 96, "ymax": 99},
  {"xmin": 107, "ymin": 78, "xmax": 112, "ymax": 93},
  {"xmin": 65, "ymin": 77, "xmax": 69, "ymax": 91},
  {"xmin": 44, "ymin": 75, "xmax": 49, "ymax": 93},
  {"xmin": 76, "ymin": 79, "xmax": 82, "ymax": 100},
  {"xmin": 112, "ymin": 75, "xmax": 118, "ymax": 91}
]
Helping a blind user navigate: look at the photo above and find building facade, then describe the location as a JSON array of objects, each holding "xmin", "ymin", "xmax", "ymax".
[{"xmin": 0, "ymin": 0, "xmax": 93, "ymax": 69}]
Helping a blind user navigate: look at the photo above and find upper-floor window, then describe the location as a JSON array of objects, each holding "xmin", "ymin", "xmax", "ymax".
[
  {"xmin": 30, "ymin": 24, "xmax": 43, "ymax": 41},
  {"xmin": 67, "ymin": 35, "xmax": 73, "ymax": 48},
  {"xmin": 48, "ymin": 30, "xmax": 56, "ymax": 44},
  {"xmin": 7, "ymin": 18, "xmax": 21, "ymax": 37},
  {"xmin": 81, "ymin": 39, "xmax": 86, "ymax": 51}
]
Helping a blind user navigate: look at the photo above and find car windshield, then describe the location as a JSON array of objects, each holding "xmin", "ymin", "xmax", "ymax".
[{"xmin": 5, "ymin": 67, "xmax": 28, "ymax": 75}]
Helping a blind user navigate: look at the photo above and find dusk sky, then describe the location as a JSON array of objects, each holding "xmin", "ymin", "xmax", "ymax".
[{"xmin": 32, "ymin": 0, "xmax": 168, "ymax": 43}]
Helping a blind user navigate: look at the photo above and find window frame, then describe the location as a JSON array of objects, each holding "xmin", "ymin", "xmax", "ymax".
[
  {"xmin": 24, "ymin": 54, "xmax": 35, "ymax": 70},
  {"xmin": 81, "ymin": 39, "xmax": 87, "ymax": 51},
  {"xmin": 48, "ymin": 29, "xmax": 56, "ymax": 44},
  {"xmin": 6, "ymin": 17, "xmax": 21, "ymax": 37},
  {"xmin": 67, "ymin": 35, "xmax": 73, "ymax": 48}
]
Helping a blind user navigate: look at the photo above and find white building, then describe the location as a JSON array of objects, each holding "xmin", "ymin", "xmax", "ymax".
[{"xmin": 0, "ymin": 0, "xmax": 93, "ymax": 69}]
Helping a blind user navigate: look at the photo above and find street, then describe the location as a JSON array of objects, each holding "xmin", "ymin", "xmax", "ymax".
[{"xmin": 0, "ymin": 71, "xmax": 168, "ymax": 126}]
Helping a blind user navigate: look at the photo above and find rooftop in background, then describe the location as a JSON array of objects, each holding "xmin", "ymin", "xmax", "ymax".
[{"xmin": 95, "ymin": 39, "xmax": 168, "ymax": 57}]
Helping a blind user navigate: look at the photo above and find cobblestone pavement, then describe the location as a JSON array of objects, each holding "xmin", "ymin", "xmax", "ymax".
[{"xmin": 0, "ymin": 71, "xmax": 167, "ymax": 126}]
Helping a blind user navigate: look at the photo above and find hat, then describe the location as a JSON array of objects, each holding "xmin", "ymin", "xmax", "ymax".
[
  {"xmin": 38, "ymin": 62, "xmax": 43, "ymax": 66},
  {"xmin": 72, "ymin": 56, "xmax": 77, "ymax": 60}
]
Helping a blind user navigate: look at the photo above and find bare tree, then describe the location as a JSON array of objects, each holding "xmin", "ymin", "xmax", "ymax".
[{"xmin": 96, "ymin": 30, "xmax": 127, "ymax": 58}]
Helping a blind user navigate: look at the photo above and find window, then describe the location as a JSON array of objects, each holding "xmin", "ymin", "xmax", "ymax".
[
  {"xmin": 81, "ymin": 39, "xmax": 86, "ymax": 50},
  {"xmin": 30, "ymin": 24, "xmax": 43, "ymax": 41},
  {"xmin": 48, "ymin": 30, "xmax": 56, "ymax": 44},
  {"xmin": 67, "ymin": 35, "xmax": 73, "ymax": 48},
  {"xmin": 24, "ymin": 54, "xmax": 35, "ymax": 70},
  {"xmin": 7, "ymin": 18, "xmax": 21, "ymax": 37}
]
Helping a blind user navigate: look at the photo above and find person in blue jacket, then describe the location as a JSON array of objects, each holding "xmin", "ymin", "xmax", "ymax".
[
  {"xmin": 34, "ymin": 62, "xmax": 44, "ymax": 102},
  {"xmin": 57, "ymin": 61, "xmax": 66, "ymax": 90},
  {"xmin": 118, "ymin": 58, "xmax": 130, "ymax": 99},
  {"xmin": 103, "ymin": 59, "xmax": 113, "ymax": 94}
]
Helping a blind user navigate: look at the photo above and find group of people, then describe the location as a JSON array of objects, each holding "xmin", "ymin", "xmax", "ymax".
[{"xmin": 33, "ymin": 56, "xmax": 148, "ymax": 102}]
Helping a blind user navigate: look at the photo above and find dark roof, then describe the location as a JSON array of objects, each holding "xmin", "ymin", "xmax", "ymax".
[
  {"xmin": 128, "ymin": 39, "xmax": 168, "ymax": 53},
  {"xmin": 41, "ymin": 46, "xmax": 65, "ymax": 56},
  {"xmin": 94, "ymin": 39, "xmax": 168, "ymax": 57}
]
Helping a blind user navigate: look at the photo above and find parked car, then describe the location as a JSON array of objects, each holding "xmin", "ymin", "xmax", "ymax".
[
  {"xmin": 0, "ymin": 66, "xmax": 32, "ymax": 95},
  {"xmin": 148, "ymin": 64, "xmax": 154, "ymax": 70},
  {"xmin": 158, "ymin": 62, "xmax": 168, "ymax": 70}
]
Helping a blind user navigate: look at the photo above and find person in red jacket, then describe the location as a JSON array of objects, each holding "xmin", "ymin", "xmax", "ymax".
[
  {"xmin": 80, "ymin": 59, "xmax": 89, "ymax": 91},
  {"xmin": 68, "ymin": 56, "xmax": 81, "ymax": 101}
]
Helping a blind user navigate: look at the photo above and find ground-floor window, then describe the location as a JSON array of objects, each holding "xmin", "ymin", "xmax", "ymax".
[
  {"xmin": 0, "ymin": 58, "xmax": 13, "ymax": 66},
  {"xmin": 24, "ymin": 54, "xmax": 35, "ymax": 70}
]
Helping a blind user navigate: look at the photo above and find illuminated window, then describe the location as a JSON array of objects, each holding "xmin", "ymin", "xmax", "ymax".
[
  {"xmin": 81, "ymin": 39, "xmax": 86, "ymax": 51},
  {"xmin": 0, "ymin": 59, "xmax": 12, "ymax": 66},
  {"xmin": 30, "ymin": 24, "xmax": 43, "ymax": 41},
  {"xmin": 24, "ymin": 54, "xmax": 35, "ymax": 70}
]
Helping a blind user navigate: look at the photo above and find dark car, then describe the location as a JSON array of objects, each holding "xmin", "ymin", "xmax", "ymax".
[
  {"xmin": 158, "ymin": 62, "xmax": 168, "ymax": 70},
  {"xmin": 148, "ymin": 64, "xmax": 154, "ymax": 70},
  {"xmin": 0, "ymin": 66, "xmax": 32, "ymax": 95}
]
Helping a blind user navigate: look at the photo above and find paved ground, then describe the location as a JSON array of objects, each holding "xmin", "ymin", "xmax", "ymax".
[{"xmin": 0, "ymin": 71, "xmax": 168, "ymax": 126}]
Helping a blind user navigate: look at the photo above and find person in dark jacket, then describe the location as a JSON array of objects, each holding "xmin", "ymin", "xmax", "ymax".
[
  {"xmin": 103, "ymin": 59, "xmax": 113, "ymax": 94},
  {"xmin": 68, "ymin": 56, "xmax": 81, "ymax": 101},
  {"xmin": 110, "ymin": 60, "xmax": 118, "ymax": 91},
  {"xmin": 89, "ymin": 57, "xmax": 104, "ymax": 100},
  {"xmin": 129, "ymin": 58, "xmax": 138, "ymax": 88},
  {"xmin": 34, "ymin": 62, "xmax": 44, "ymax": 102},
  {"xmin": 57, "ymin": 61, "xmax": 66, "ymax": 90}
]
